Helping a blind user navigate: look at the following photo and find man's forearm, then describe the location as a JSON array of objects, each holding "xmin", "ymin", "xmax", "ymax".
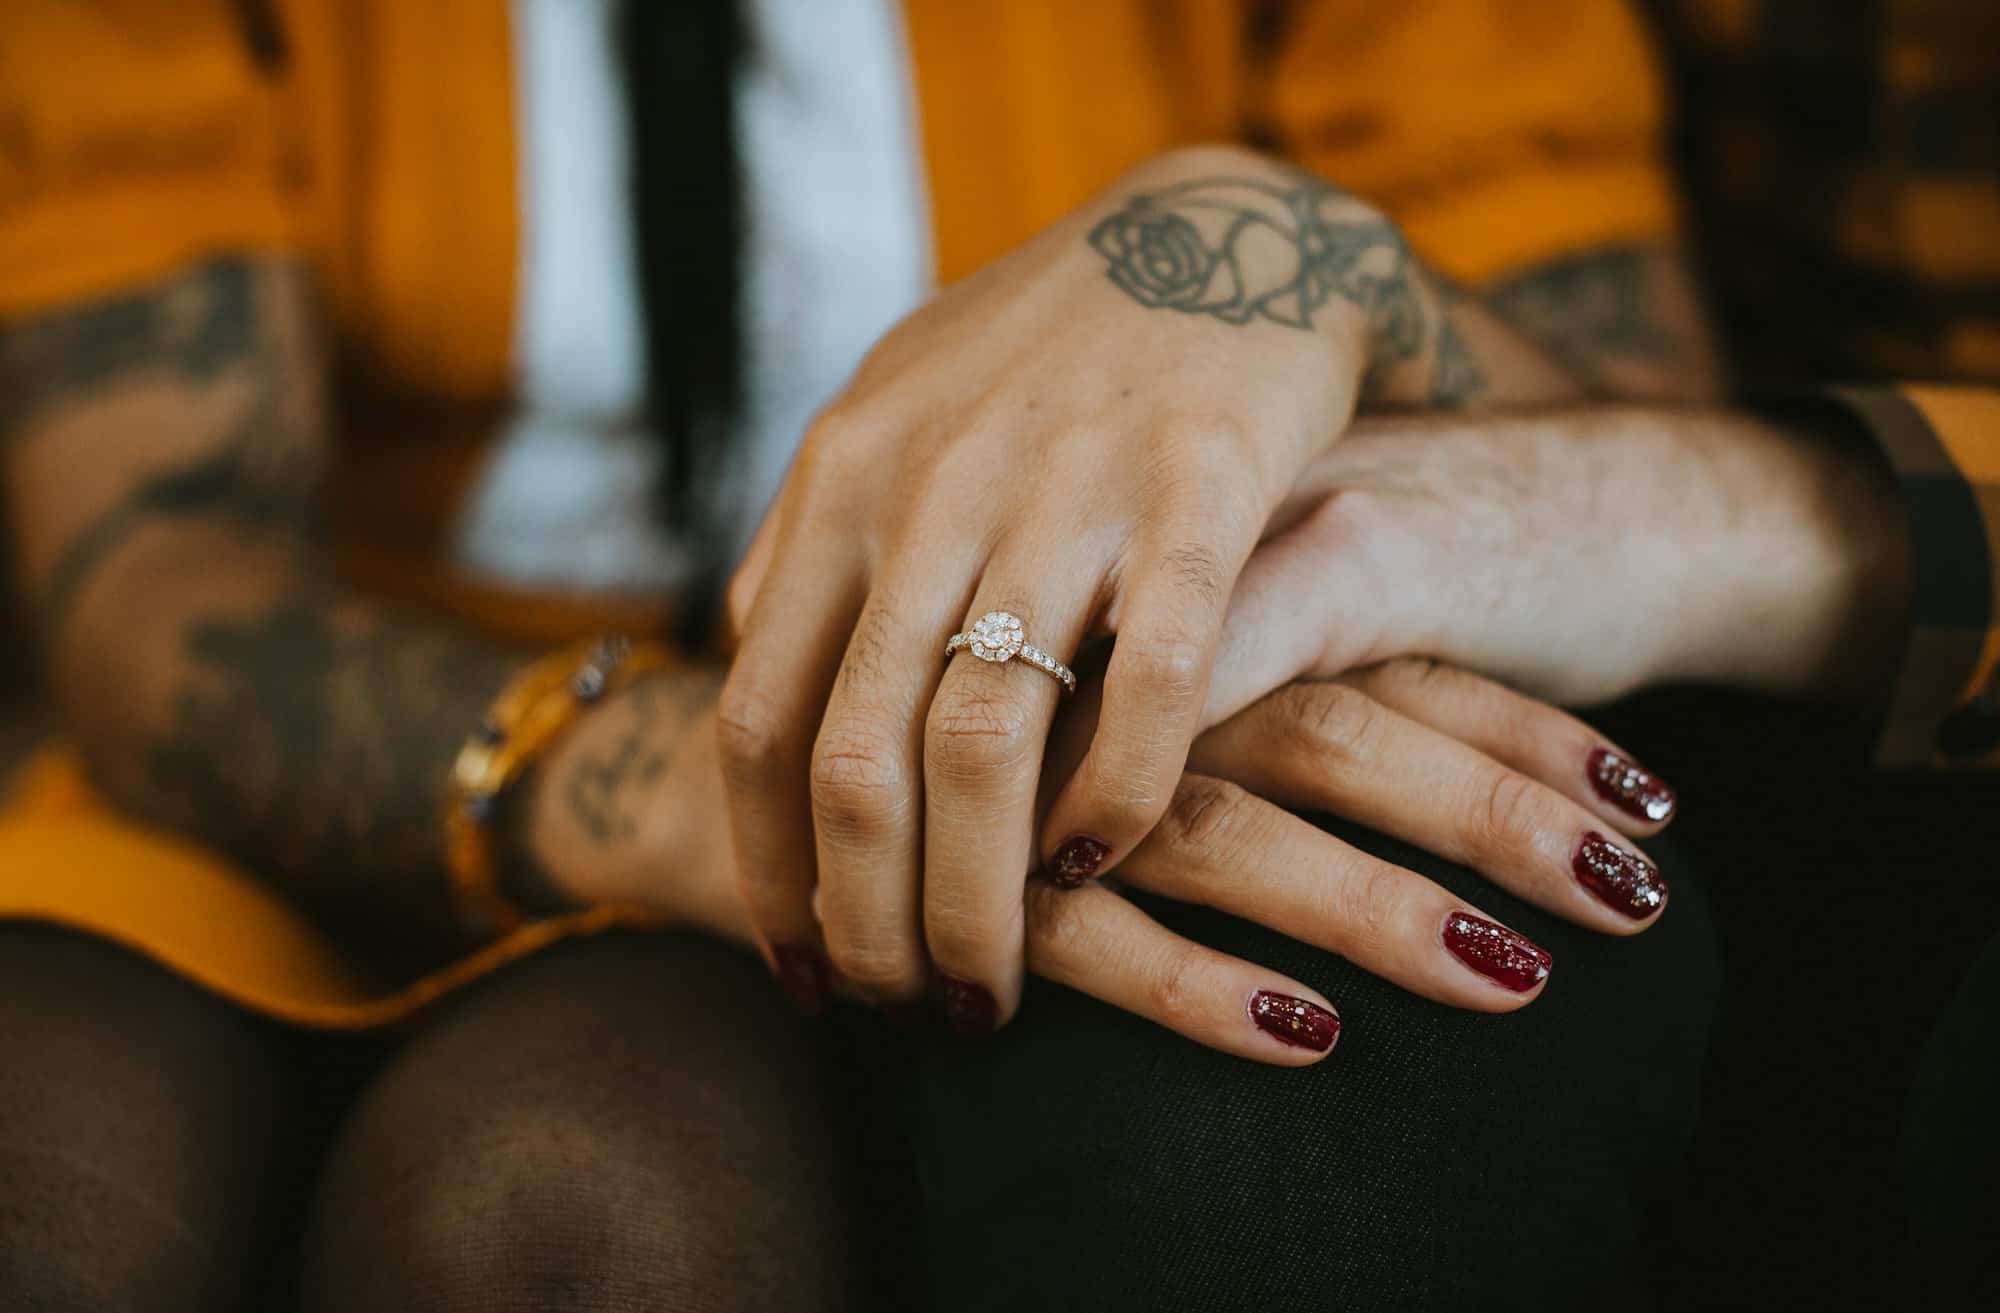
[
  {"xmin": 0, "ymin": 258, "xmax": 542, "ymax": 950},
  {"xmin": 1486, "ymin": 242, "xmax": 1727, "ymax": 403},
  {"xmin": 69, "ymin": 555, "xmax": 526, "ymax": 948}
]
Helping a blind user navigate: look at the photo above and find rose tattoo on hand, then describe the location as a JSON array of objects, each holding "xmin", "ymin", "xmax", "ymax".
[{"xmin": 1086, "ymin": 172, "xmax": 1480, "ymax": 402}]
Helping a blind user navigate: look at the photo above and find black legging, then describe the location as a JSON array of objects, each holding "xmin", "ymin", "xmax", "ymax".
[{"xmin": 0, "ymin": 810, "xmax": 1721, "ymax": 1313}]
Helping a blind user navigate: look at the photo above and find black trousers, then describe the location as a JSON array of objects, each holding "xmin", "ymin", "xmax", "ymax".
[
  {"xmin": 850, "ymin": 821, "xmax": 1721, "ymax": 1313},
  {"xmin": 854, "ymin": 689, "xmax": 2000, "ymax": 1311}
]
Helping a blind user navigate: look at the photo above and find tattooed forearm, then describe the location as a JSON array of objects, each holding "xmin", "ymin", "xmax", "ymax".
[
  {"xmin": 1486, "ymin": 244, "xmax": 1721, "ymax": 400},
  {"xmin": 33, "ymin": 387, "xmax": 322, "ymax": 640},
  {"xmin": 1086, "ymin": 171, "xmax": 1481, "ymax": 404},
  {"xmin": 0, "ymin": 260, "xmax": 259, "ymax": 437},
  {"xmin": 564, "ymin": 668, "xmax": 721, "ymax": 845},
  {"xmin": 0, "ymin": 257, "xmax": 557, "ymax": 946},
  {"xmin": 143, "ymin": 595, "xmax": 520, "ymax": 925},
  {"xmin": 2, "ymin": 259, "xmax": 324, "ymax": 643}
]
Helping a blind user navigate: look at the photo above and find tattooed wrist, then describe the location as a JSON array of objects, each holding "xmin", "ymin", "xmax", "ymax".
[
  {"xmin": 1086, "ymin": 167, "xmax": 1482, "ymax": 405},
  {"xmin": 559, "ymin": 668, "xmax": 722, "ymax": 850},
  {"xmin": 2, "ymin": 258, "xmax": 327, "ymax": 652},
  {"xmin": 496, "ymin": 766, "xmax": 583, "ymax": 917},
  {"xmin": 142, "ymin": 594, "xmax": 524, "ymax": 926}
]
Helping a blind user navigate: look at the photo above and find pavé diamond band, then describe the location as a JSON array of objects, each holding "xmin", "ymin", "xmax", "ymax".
[{"xmin": 944, "ymin": 610, "xmax": 1077, "ymax": 693}]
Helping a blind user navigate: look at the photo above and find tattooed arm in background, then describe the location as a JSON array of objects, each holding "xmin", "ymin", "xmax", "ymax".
[
  {"xmin": 1486, "ymin": 243, "xmax": 1726, "ymax": 402},
  {"xmin": 0, "ymin": 257, "xmax": 743, "ymax": 954}
]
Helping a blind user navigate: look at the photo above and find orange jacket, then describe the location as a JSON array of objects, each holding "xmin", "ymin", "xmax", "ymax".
[{"xmin": 0, "ymin": 0, "xmax": 1734, "ymax": 1026}]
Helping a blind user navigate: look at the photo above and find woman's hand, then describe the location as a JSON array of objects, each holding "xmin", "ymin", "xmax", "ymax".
[
  {"xmin": 547, "ymin": 660, "xmax": 1671, "ymax": 1066},
  {"xmin": 719, "ymin": 144, "xmax": 1571, "ymax": 1025},
  {"xmin": 1205, "ymin": 406, "xmax": 1915, "ymax": 728},
  {"xmin": 522, "ymin": 667, "xmax": 748, "ymax": 945}
]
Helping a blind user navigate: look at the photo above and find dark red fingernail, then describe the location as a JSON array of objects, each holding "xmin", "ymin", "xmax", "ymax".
[
  {"xmin": 1587, "ymin": 747, "xmax": 1677, "ymax": 823},
  {"xmin": 1441, "ymin": 912, "xmax": 1553, "ymax": 992},
  {"xmin": 1574, "ymin": 831, "xmax": 1668, "ymax": 919},
  {"xmin": 771, "ymin": 944, "xmax": 830, "ymax": 1015},
  {"xmin": 1249, "ymin": 991, "xmax": 1341, "ymax": 1052},
  {"xmin": 939, "ymin": 975, "xmax": 997, "ymax": 1036},
  {"xmin": 1047, "ymin": 835, "xmax": 1110, "ymax": 888}
]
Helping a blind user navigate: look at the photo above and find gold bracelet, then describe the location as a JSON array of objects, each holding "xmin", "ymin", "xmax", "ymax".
[{"xmin": 444, "ymin": 634, "xmax": 674, "ymax": 937}]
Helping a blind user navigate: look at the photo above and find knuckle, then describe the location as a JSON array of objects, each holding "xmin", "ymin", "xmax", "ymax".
[
  {"xmin": 924, "ymin": 894, "xmax": 1010, "ymax": 971},
  {"xmin": 1023, "ymin": 882, "xmax": 1089, "ymax": 963},
  {"xmin": 1120, "ymin": 631, "xmax": 1208, "ymax": 702},
  {"xmin": 1093, "ymin": 785, "xmax": 1167, "ymax": 845},
  {"xmin": 1274, "ymin": 681, "xmax": 1380, "ymax": 767},
  {"xmin": 1150, "ymin": 944, "xmax": 1209, "ymax": 1032},
  {"xmin": 1149, "ymin": 416, "xmax": 1272, "ymax": 512},
  {"xmin": 1474, "ymin": 771, "xmax": 1544, "ymax": 861},
  {"xmin": 715, "ymin": 685, "xmax": 797, "ymax": 782},
  {"xmin": 1161, "ymin": 776, "xmax": 1253, "ymax": 860},
  {"xmin": 822, "ymin": 926, "xmax": 923, "ymax": 998},
  {"xmin": 1322, "ymin": 860, "xmax": 1405, "ymax": 959},
  {"xmin": 835, "ymin": 603, "xmax": 899, "ymax": 690},
  {"xmin": 732, "ymin": 859, "xmax": 797, "ymax": 906},
  {"xmin": 1155, "ymin": 540, "xmax": 1230, "ymax": 613},
  {"xmin": 1157, "ymin": 410, "xmax": 1256, "ymax": 473},
  {"xmin": 1375, "ymin": 655, "xmax": 1453, "ymax": 699},
  {"xmin": 925, "ymin": 684, "xmax": 1037, "ymax": 776},
  {"xmin": 809, "ymin": 728, "xmax": 909, "ymax": 839}
]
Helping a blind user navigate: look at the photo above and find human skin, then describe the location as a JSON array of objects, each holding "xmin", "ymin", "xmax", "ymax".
[{"xmin": 0, "ymin": 253, "xmax": 1659, "ymax": 1067}]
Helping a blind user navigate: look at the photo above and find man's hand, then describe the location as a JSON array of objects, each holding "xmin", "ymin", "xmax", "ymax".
[{"xmin": 1204, "ymin": 406, "xmax": 1913, "ymax": 726}]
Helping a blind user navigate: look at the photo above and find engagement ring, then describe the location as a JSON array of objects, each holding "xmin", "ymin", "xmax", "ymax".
[{"xmin": 945, "ymin": 611, "xmax": 1076, "ymax": 693}]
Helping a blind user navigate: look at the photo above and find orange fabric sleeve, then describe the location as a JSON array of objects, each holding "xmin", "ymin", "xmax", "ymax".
[
  {"xmin": 0, "ymin": 1, "xmax": 299, "ymax": 321},
  {"xmin": 1265, "ymin": 0, "xmax": 1680, "ymax": 286}
]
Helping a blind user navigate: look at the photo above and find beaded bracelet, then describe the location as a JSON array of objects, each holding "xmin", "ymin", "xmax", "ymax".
[{"xmin": 444, "ymin": 634, "xmax": 673, "ymax": 937}]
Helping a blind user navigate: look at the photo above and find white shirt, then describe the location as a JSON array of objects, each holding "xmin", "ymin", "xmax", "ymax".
[{"xmin": 452, "ymin": 0, "xmax": 933, "ymax": 595}]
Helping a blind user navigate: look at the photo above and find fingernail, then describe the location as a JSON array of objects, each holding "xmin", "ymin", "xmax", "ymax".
[
  {"xmin": 1574, "ymin": 831, "xmax": 1668, "ymax": 919},
  {"xmin": 1249, "ymin": 991, "xmax": 1341, "ymax": 1052},
  {"xmin": 1441, "ymin": 912, "xmax": 1553, "ymax": 992},
  {"xmin": 1587, "ymin": 747, "xmax": 1677, "ymax": 823},
  {"xmin": 1047, "ymin": 835, "xmax": 1110, "ymax": 888},
  {"xmin": 939, "ymin": 975, "xmax": 997, "ymax": 1036},
  {"xmin": 771, "ymin": 944, "xmax": 830, "ymax": 1015}
]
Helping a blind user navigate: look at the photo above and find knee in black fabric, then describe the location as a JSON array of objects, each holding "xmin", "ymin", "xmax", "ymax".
[
  {"xmin": 905, "ymin": 821, "xmax": 1722, "ymax": 1313},
  {"xmin": 0, "ymin": 925, "xmax": 291, "ymax": 1313},
  {"xmin": 300, "ymin": 935, "xmax": 863, "ymax": 1313}
]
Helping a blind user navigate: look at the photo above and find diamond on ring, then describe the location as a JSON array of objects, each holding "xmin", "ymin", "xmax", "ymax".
[
  {"xmin": 968, "ymin": 611, "xmax": 1025, "ymax": 663},
  {"xmin": 946, "ymin": 611, "xmax": 1076, "ymax": 693}
]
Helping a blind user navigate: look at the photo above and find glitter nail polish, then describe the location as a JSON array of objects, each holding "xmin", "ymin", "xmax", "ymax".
[
  {"xmin": 1048, "ymin": 835, "xmax": 1110, "ymax": 888},
  {"xmin": 1574, "ymin": 831, "xmax": 1668, "ymax": 919},
  {"xmin": 771, "ymin": 944, "xmax": 830, "ymax": 1015},
  {"xmin": 1249, "ymin": 991, "xmax": 1341, "ymax": 1052},
  {"xmin": 940, "ymin": 975, "xmax": 998, "ymax": 1036},
  {"xmin": 1588, "ymin": 748, "xmax": 1677, "ymax": 823},
  {"xmin": 1441, "ymin": 912, "xmax": 1553, "ymax": 992}
]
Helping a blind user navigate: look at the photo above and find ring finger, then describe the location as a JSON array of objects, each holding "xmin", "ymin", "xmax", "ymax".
[{"xmin": 923, "ymin": 551, "xmax": 1097, "ymax": 1033}]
